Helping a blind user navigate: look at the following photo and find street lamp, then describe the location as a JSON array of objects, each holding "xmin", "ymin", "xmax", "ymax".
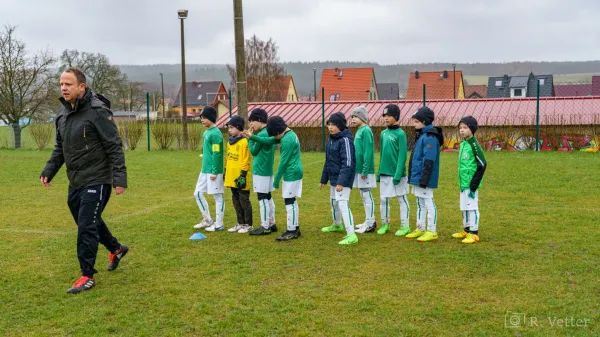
[
  {"xmin": 452, "ymin": 63, "xmax": 456, "ymax": 99},
  {"xmin": 313, "ymin": 68, "xmax": 317, "ymax": 101},
  {"xmin": 159, "ymin": 72, "xmax": 165, "ymax": 118},
  {"xmin": 178, "ymin": 9, "xmax": 189, "ymax": 149}
]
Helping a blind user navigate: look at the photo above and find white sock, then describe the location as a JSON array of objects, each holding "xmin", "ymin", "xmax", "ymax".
[
  {"xmin": 469, "ymin": 210, "xmax": 479, "ymax": 233},
  {"xmin": 380, "ymin": 197, "xmax": 390, "ymax": 225},
  {"xmin": 268, "ymin": 198, "xmax": 276, "ymax": 225},
  {"xmin": 195, "ymin": 191, "xmax": 212, "ymax": 222},
  {"xmin": 286, "ymin": 202, "xmax": 297, "ymax": 231},
  {"xmin": 294, "ymin": 200, "xmax": 299, "ymax": 229},
  {"xmin": 416, "ymin": 197, "xmax": 426, "ymax": 231},
  {"xmin": 331, "ymin": 198, "xmax": 342, "ymax": 225},
  {"xmin": 337, "ymin": 200, "xmax": 355, "ymax": 235},
  {"xmin": 259, "ymin": 199, "xmax": 270, "ymax": 229},
  {"xmin": 213, "ymin": 193, "xmax": 225, "ymax": 227},
  {"xmin": 463, "ymin": 211, "xmax": 469, "ymax": 232},
  {"xmin": 423, "ymin": 197, "xmax": 437, "ymax": 233},
  {"xmin": 397, "ymin": 194, "xmax": 410, "ymax": 228},
  {"xmin": 360, "ymin": 188, "xmax": 375, "ymax": 225}
]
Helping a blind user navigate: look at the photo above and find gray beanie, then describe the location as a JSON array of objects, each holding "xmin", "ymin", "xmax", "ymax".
[{"xmin": 350, "ymin": 106, "xmax": 369, "ymax": 123}]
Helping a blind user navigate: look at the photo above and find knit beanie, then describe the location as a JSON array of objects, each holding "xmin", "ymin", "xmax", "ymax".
[
  {"xmin": 226, "ymin": 115, "xmax": 245, "ymax": 131},
  {"xmin": 248, "ymin": 108, "xmax": 268, "ymax": 123},
  {"xmin": 350, "ymin": 106, "xmax": 368, "ymax": 123},
  {"xmin": 382, "ymin": 104, "xmax": 400, "ymax": 121},
  {"xmin": 412, "ymin": 106, "xmax": 435, "ymax": 125},
  {"xmin": 326, "ymin": 112, "xmax": 347, "ymax": 131},
  {"xmin": 459, "ymin": 116, "xmax": 478, "ymax": 134},
  {"xmin": 200, "ymin": 106, "xmax": 217, "ymax": 123},
  {"xmin": 266, "ymin": 116, "xmax": 287, "ymax": 137}
]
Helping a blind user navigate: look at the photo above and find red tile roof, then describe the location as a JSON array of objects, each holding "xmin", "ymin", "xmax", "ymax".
[
  {"xmin": 406, "ymin": 70, "xmax": 463, "ymax": 100},
  {"xmin": 218, "ymin": 97, "xmax": 600, "ymax": 127},
  {"xmin": 592, "ymin": 76, "xmax": 600, "ymax": 96},
  {"xmin": 464, "ymin": 85, "xmax": 488, "ymax": 98},
  {"xmin": 554, "ymin": 84, "xmax": 592, "ymax": 97},
  {"xmin": 317, "ymin": 67, "xmax": 374, "ymax": 101}
]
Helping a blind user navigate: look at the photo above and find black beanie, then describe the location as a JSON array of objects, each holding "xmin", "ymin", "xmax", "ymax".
[
  {"xmin": 249, "ymin": 108, "xmax": 268, "ymax": 123},
  {"xmin": 383, "ymin": 104, "xmax": 400, "ymax": 121},
  {"xmin": 200, "ymin": 106, "xmax": 217, "ymax": 123},
  {"xmin": 412, "ymin": 106, "xmax": 435, "ymax": 125},
  {"xmin": 459, "ymin": 116, "xmax": 478, "ymax": 134},
  {"xmin": 266, "ymin": 116, "xmax": 287, "ymax": 137},
  {"xmin": 226, "ymin": 115, "xmax": 245, "ymax": 131},
  {"xmin": 326, "ymin": 112, "xmax": 347, "ymax": 131}
]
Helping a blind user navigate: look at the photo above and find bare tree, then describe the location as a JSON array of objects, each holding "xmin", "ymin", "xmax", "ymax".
[
  {"xmin": 0, "ymin": 25, "xmax": 56, "ymax": 148},
  {"xmin": 227, "ymin": 35, "xmax": 287, "ymax": 103}
]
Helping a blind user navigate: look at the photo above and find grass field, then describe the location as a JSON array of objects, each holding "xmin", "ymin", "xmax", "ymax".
[{"xmin": 1, "ymin": 149, "xmax": 599, "ymax": 336}]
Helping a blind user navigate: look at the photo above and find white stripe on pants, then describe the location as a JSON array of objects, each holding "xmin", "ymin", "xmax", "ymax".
[
  {"xmin": 269, "ymin": 198, "xmax": 276, "ymax": 225},
  {"xmin": 360, "ymin": 188, "xmax": 375, "ymax": 225},
  {"xmin": 331, "ymin": 198, "xmax": 355, "ymax": 235},
  {"xmin": 286, "ymin": 201, "xmax": 300, "ymax": 231},
  {"xmin": 463, "ymin": 210, "xmax": 480, "ymax": 232},
  {"xmin": 195, "ymin": 192, "xmax": 225, "ymax": 226},
  {"xmin": 380, "ymin": 195, "xmax": 410, "ymax": 226},
  {"xmin": 416, "ymin": 196, "xmax": 437, "ymax": 233}
]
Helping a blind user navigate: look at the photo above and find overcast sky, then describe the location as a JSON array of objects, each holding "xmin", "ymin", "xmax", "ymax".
[{"xmin": 2, "ymin": 0, "xmax": 599, "ymax": 65}]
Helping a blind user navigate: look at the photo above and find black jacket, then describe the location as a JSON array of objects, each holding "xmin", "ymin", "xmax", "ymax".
[
  {"xmin": 320, "ymin": 128, "xmax": 356, "ymax": 187},
  {"xmin": 41, "ymin": 89, "xmax": 127, "ymax": 189}
]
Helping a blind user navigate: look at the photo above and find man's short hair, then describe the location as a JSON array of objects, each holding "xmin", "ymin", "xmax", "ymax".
[{"xmin": 64, "ymin": 68, "xmax": 87, "ymax": 85}]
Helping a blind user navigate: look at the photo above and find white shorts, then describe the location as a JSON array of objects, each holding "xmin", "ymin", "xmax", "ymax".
[
  {"xmin": 379, "ymin": 176, "xmax": 409, "ymax": 198},
  {"xmin": 460, "ymin": 190, "xmax": 479, "ymax": 211},
  {"xmin": 329, "ymin": 185, "xmax": 351, "ymax": 201},
  {"xmin": 412, "ymin": 185, "xmax": 434, "ymax": 199},
  {"xmin": 282, "ymin": 179, "xmax": 302, "ymax": 198},
  {"xmin": 195, "ymin": 173, "xmax": 224, "ymax": 195},
  {"xmin": 253, "ymin": 175, "xmax": 275, "ymax": 194},
  {"xmin": 353, "ymin": 174, "xmax": 376, "ymax": 189}
]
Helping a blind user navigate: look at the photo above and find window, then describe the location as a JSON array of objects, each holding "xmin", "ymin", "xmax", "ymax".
[
  {"xmin": 339, "ymin": 70, "xmax": 343, "ymax": 78},
  {"xmin": 192, "ymin": 108, "xmax": 196, "ymax": 112},
  {"xmin": 495, "ymin": 80, "xmax": 503, "ymax": 87},
  {"xmin": 329, "ymin": 94, "xmax": 337, "ymax": 101},
  {"xmin": 511, "ymin": 88, "xmax": 525, "ymax": 98},
  {"xmin": 539, "ymin": 79, "xmax": 545, "ymax": 86},
  {"xmin": 198, "ymin": 94, "xmax": 202, "ymax": 100}
]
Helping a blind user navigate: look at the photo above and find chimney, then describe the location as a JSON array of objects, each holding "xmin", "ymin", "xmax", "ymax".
[
  {"xmin": 415, "ymin": 71, "xmax": 419, "ymax": 79},
  {"xmin": 192, "ymin": 81, "xmax": 198, "ymax": 86},
  {"xmin": 443, "ymin": 70, "xmax": 448, "ymax": 79}
]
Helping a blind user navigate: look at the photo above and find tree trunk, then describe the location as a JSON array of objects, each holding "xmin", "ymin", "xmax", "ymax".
[{"xmin": 11, "ymin": 124, "xmax": 22, "ymax": 149}]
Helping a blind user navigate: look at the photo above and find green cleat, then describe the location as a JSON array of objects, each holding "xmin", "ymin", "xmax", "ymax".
[
  {"xmin": 338, "ymin": 234, "xmax": 359, "ymax": 245},
  {"xmin": 395, "ymin": 226, "xmax": 411, "ymax": 237},
  {"xmin": 322, "ymin": 224, "xmax": 344, "ymax": 232},
  {"xmin": 377, "ymin": 223, "xmax": 390, "ymax": 235}
]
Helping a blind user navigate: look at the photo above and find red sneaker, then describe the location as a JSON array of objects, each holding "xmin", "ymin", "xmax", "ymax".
[
  {"xmin": 67, "ymin": 276, "xmax": 95, "ymax": 294},
  {"xmin": 108, "ymin": 244, "xmax": 129, "ymax": 271}
]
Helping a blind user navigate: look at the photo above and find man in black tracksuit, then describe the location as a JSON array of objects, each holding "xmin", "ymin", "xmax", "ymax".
[{"xmin": 41, "ymin": 68, "xmax": 129, "ymax": 294}]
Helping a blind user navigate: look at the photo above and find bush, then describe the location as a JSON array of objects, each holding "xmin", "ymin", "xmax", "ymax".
[
  {"xmin": 28, "ymin": 124, "xmax": 54, "ymax": 150},
  {"xmin": 188, "ymin": 124, "xmax": 204, "ymax": 150},
  {"xmin": 118, "ymin": 122, "xmax": 145, "ymax": 150},
  {"xmin": 151, "ymin": 123, "xmax": 176, "ymax": 150}
]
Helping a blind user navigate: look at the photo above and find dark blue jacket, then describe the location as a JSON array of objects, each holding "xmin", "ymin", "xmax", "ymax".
[
  {"xmin": 409, "ymin": 124, "xmax": 444, "ymax": 188},
  {"xmin": 320, "ymin": 128, "xmax": 356, "ymax": 187}
]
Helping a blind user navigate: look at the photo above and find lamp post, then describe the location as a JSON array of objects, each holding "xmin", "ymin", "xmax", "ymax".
[
  {"xmin": 159, "ymin": 72, "xmax": 165, "ymax": 118},
  {"xmin": 313, "ymin": 68, "xmax": 317, "ymax": 101},
  {"xmin": 452, "ymin": 63, "xmax": 456, "ymax": 99},
  {"xmin": 178, "ymin": 9, "xmax": 189, "ymax": 149}
]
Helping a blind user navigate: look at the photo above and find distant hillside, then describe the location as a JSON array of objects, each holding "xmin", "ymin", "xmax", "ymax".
[{"xmin": 119, "ymin": 61, "xmax": 600, "ymax": 98}]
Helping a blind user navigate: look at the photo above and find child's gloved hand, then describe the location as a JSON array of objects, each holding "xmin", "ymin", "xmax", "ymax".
[
  {"xmin": 468, "ymin": 191, "xmax": 476, "ymax": 199},
  {"xmin": 235, "ymin": 176, "xmax": 246, "ymax": 189}
]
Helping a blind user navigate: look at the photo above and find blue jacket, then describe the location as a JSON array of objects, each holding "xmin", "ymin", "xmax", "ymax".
[
  {"xmin": 409, "ymin": 124, "xmax": 444, "ymax": 188},
  {"xmin": 320, "ymin": 128, "xmax": 356, "ymax": 187}
]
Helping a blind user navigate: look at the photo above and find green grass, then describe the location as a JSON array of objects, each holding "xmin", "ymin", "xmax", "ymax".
[{"xmin": 1, "ymin": 150, "xmax": 599, "ymax": 336}]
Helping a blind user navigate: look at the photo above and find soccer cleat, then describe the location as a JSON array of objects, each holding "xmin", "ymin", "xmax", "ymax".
[
  {"xmin": 355, "ymin": 222, "xmax": 365, "ymax": 230},
  {"xmin": 67, "ymin": 276, "xmax": 95, "ymax": 294},
  {"xmin": 249, "ymin": 226, "xmax": 272, "ymax": 235},
  {"xmin": 338, "ymin": 233, "xmax": 359, "ymax": 245},
  {"xmin": 417, "ymin": 231, "xmax": 438, "ymax": 242},
  {"xmin": 276, "ymin": 229, "xmax": 301, "ymax": 241},
  {"xmin": 108, "ymin": 244, "xmax": 129, "ymax": 271},
  {"xmin": 462, "ymin": 233, "xmax": 480, "ymax": 244},
  {"xmin": 228, "ymin": 224, "xmax": 244, "ymax": 232},
  {"xmin": 205, "ymin": 224, "xmax": 225, "ymax": 232},
  {"xmin": 405, "ymin": 229, "xmax": 424, "ymax": 239},
  {"xmin": 377, "ymin": 223, "xmax": 390, "ymax": 235},
  {"xmin": 356, "ymin": 222, "xmax": 376, "ymax": 234},
  {"xmin": 452, "ymin": 231, "xmax": 468, "ymax": 239},
  {"xmin": 321, "ymin": 224, "xmax": 344, "ymax": 233},
  {"xmin": 395, "ymin": 226, "xmax": 411, "ymax": 237},
  {"xmin": 193, "ymin": 219, "xmax": 213, "ymax": 229},
  {"xmin": 237, "ymin": 225, "xmax": 253, "ymax": 234},
  {"xmin": 269, "ymin": 224, "xmax": 278, "ymax": 232}
]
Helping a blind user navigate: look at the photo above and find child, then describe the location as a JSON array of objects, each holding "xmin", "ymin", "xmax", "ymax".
[
  {"xmin": 376, "ymin": 104, "xmax": 410, "ymax": 236},
  {"xmin": 350, "ymin": 106, "xmax": 377, "ymax": 234},
  {"xmin": 193, "ymin": 107, "xmax": 225, "ymax": 232},
  {"xmin": 405, "ymin": 106, "xmax": 444, "ymax": 242},
  {"xmin": 246, "ymin": 109, "xmax": 278, "ymax": 235},
  {"xmin": 320, "ymin": 112, "xmax": 358, "ymax": 245},
  {"xmin": 454, "ymin": 116, "xmax": 486, "ymax": 244},
  {"xmin": 245, "ymin": 116, "xmax": 304, "ymax": 241},
  {"xmin": 224, "ymin": 116, "xmax": 253, "ymax": 233}
]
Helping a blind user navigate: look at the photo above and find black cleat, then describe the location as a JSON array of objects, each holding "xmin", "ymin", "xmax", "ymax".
[
  {"xmin": 67, "ymin": 276, "xmax": 95, "ymax": 294},
  {"xmin": 269, "ymin": 224, "xmax": 278, "ymax": 232},
  {"xmin": 108, "ymin": 244, "xmax": 129, "ymax": 271},
  {"xmin": 365, "ymin": 222, "xmax": 377, "ymax": 233},
  {"xmin": 276, "ymin": 229, "xmax": 301, "ymax": 241},
  {"xmin": 249, "ymin": 226, "xmax": 272, "ymax": 235}
]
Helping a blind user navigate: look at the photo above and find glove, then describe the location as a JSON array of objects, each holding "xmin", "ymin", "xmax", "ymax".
[
  {"xmin": 235, "ymin": 170, "xmax": 247, "ymax": 189},
  {"xmin": 468, "ymin": 191, "xmax": 476, "ymax": 199}
]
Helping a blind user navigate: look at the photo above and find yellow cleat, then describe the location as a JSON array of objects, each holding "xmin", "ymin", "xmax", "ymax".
[
  {"xmin": 417, "ymin": 231, "xmax": 438, "ymax": 242},
  {"xmin": 405, "ymin": 229, "xmax": 424, "ymax": 239},
  {"xmin": 452, "ymin": 231, "xmax": 468, "ymax": 239},
  {"xmin": 462, "ymin": 233, "xmax": 480, "ymax": 244}
]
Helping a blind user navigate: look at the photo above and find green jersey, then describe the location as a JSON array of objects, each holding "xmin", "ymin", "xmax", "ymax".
[
  {"xmin": 458, "ymin": 137, "xmax": 487, "ymax": 191},
  {"xmin": 354, "ymin": 124, "xmax": 375, "ymax": 176},
  {"xmin": 377, "ymin": 126, "xmax": 407, "ymax": 181},
  {"xmin": 248, "ymin": 127, "xmax": 275, "ymax": 176},
  {"xmin": 201, "ymin": 126, "xmax": 224, "ymax": 174},
  {"xmin": 251, "ymin": 129, "xmax": 303, "ymax": 187}
]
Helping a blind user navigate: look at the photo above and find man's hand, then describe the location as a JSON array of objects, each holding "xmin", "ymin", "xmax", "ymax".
[
  {"xmin": 361, "ymin": 175, "xmax": 367, "ymax": 180},
  {"xmin": 319, "ymin": 183, "xmax": 325, "ymax": 189},
  {"xmin": 40, "ymin": 176, "xmax": 51, "ymax": 187},
  {"xmin": 210, "ymin": 175, "xmax": 217, "ymax": 181},
  {"xmin": 335, "ymin": 184, "xmax": 343, "ymax": 192},
  {"xmin": 115, "ymin": 186, "xmax": 126, "ymax": 195}
]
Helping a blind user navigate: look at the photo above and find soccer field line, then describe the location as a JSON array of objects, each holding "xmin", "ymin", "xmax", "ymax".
[
  {"xmin": 0, "ymin": 228, "xmax": 71, "ymax": 235},
  {"xmin": 105, "ymin": 196, "xmax": 191, "ymax": 223}
]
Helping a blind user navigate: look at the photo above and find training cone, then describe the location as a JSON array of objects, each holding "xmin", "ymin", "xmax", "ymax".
[{"xmin": 189, "ymin": 232, "xmax": 207, "ymax": 240}]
